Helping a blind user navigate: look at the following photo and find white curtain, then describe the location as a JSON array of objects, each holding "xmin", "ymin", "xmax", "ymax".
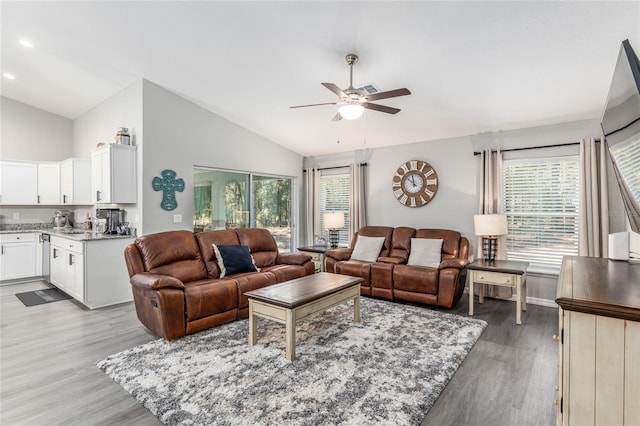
[
  {"xmin": 477, "ymin": 149, "xmax": 511, "ymax": 298},
  {"xmin": 304, "ymin": 168, "xmax": 321, "ymax": 246},
  {"xmin": 579, "ymin": 138, "xmax": 609, "ymax": 257},
  {"xmin": 349, "ymin": 163, "xmax": 366, "ymax": 240}
]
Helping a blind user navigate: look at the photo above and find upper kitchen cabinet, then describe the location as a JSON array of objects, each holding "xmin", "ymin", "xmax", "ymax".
[
  {"xmin": 0, "ymin": 161, "xmax": 38, "ymax": 204},
  {"xmin": 37, "ymin": 162, "xmax": 61, "ymax": 204},
  {"xmin": 91, "ymin": 144, "xmax": 136, "ymax": 204},
  {"xmin": 60, "ymin": 158, "xmax": 91, "ymax": 205}
]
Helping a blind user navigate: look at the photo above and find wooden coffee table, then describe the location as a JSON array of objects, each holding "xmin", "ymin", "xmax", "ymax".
[{"xmin": 245, "ymin": 272, "xmax": 362, "ymax": 361}]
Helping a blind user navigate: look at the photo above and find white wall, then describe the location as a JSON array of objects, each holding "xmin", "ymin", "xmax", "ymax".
[
  {"xmin": 304, "ymin": 118, "xmax": 627, "ymax": 303},
  {"xmin": 141, "ymin": 80, "xmax": 304, "ymax": 237},
  {"xmin": 1, "ymin": 96, "xmax": 73, "ymax": 161}
]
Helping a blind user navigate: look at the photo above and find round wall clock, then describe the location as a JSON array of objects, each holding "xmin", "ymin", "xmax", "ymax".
[{"xmin": 392, "ymin": 160, "xmax": 439, "ymax": 207}]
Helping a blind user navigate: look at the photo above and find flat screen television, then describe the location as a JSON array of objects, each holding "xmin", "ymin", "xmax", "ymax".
[{"xmin": 601, "ymin": 39, "xmax": 640, "ymax": 233}]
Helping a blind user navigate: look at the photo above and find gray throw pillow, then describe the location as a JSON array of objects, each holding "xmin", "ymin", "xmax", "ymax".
[
  {"xmin": 407, "ymin": 238, "xmax": 443, "ymax": 268},
  {"xmin": 350, "ymin": 236, "xmax": 385, "ymax": 262}
]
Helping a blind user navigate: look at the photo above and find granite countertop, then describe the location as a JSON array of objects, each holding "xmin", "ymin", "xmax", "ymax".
[{"xmin": 0, "ymin": 223, "xmax": 134, "ymax": 241}]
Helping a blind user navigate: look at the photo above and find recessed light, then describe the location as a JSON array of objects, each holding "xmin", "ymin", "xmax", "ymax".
[
  {"xmin": 3, "ymin": 73, "xmax": 16, "ymax": 80},
  {"xmin": 19, "ymin": 39, "xmax": 34, "ymax": 49}
]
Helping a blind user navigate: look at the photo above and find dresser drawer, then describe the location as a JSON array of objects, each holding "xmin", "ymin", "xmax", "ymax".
[{"xmin": 473, "ymin": 270, "xmax": 516, "ymax": 286}]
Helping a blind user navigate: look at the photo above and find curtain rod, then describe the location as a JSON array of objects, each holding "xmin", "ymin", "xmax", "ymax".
[
  {"xmin": 303, "ymin": 163, "xmax": 368, "ymax": 172},
  {"xmin": 472, "ymin": 139, "xmax": 600, "ymax": 156}
]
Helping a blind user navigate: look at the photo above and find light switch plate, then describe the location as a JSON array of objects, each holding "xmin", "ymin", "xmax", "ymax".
[
  {"xmin": 173, "ymin": 214, "xmax": 182, "ymax": 223},
  {"xmin": 13, "ymin": 212, "xmax": 20, "ymax": 219}
]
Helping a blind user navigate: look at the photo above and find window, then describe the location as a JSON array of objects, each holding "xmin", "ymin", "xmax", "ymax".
[
  {"xmin": 502, "ymin": 156, "xmax": 579, "ymax": 273},
  {"xmin": 319, "ymin": 170, "xmax": 350, "ymax": 247},
  {"xmin": 193, "ymin": 168, "xmax": 293, "ymax": 253}
]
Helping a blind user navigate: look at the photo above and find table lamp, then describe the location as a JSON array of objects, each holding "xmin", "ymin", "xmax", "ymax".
[
  {"xmin": 324, "ymin": 212, "xmax": 345, "ymax": 248},
  {"xmin": 473, "ymin": 214, "xmax": 508, "ymax": 262}
]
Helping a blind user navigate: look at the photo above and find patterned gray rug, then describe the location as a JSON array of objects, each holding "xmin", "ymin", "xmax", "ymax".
[{"xmin": 97, "ymin": 298, "xmax": 486, "ymax": 425}]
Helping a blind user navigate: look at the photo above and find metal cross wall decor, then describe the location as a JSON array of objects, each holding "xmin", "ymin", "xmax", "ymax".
[{"xmin": 152, "ymin": 169, "xmax": 185, "ymax": 211}]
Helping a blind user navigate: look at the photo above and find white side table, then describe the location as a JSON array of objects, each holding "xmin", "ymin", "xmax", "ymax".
[
  {"xmin": 468, "ymin": 259, "xmax": 529, "ymax": 325},
  {"xmin": 297, "ymin": 245, "xmax": 329, "ymax": 272}
]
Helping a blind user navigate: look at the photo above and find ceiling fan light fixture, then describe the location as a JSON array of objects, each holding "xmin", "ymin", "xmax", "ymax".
[{"xmin": 338, "ymin": 102, "xmax": 364, "ymax": 120}]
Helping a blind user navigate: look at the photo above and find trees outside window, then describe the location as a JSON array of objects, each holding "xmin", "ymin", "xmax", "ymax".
[{"xmin": 193, "ymin": 168, "xmax": 293, "ymax": 252}]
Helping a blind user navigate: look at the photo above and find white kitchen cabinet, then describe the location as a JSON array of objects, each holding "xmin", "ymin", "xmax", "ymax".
[
  {"xmin": 37, "ymin": 162, "xmax": 61, "ymax": 204},
  {"xmin": 60, "ymin": 158, "xmax": 91, "ymax": 205},
  {"xmin": 0, "ymin": 161, "xmax": 38, "ymax": 205},
  {"xmin": 91, "ymin": 144, "xmax": 136, "ymax": 204},
  {"xmin": 50, "ymin": 235, "xmax": 84, "ymax": 300},
  {"xmin": 0, "ymin": 233, "xmax": 37, "ymax": 280},
  {"xmin": 48, "ymin": 234, "xmax": 132, "ymax": 308}
]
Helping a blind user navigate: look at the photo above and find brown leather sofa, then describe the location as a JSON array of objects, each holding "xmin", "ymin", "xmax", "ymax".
[
  {"xmin": 124, "ymin": 228, "xmax": 314, "ymax": 340},
  {"xmin": 325, "ymin": 226, "xmax": 469, "ymax": 309}
]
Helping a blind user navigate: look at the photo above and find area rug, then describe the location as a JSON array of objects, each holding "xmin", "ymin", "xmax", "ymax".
[
  {"xmin": 97, "ymin": 298, "xmax": 486, "ymax": 425},
  {"xmin": 15, "ymin": 288, "xmax": 72, "ymax": 306}
]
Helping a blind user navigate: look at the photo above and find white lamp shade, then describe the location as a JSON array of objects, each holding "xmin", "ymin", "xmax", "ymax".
[
  {"xmin": 324, "ymin": 212, "xmax": 345, "ymax": 229},
  {"xmin": 338, "ymin": 103, "xmax": 365, "ymax": 120},
  {"xmin": 474, "ymin": 214, "xmax": 508, "ymax": 236}
]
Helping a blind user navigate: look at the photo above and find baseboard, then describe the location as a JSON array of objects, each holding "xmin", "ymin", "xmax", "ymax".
[
  {"xmin": 506, "ymin": 295, "xmax": 558, "ymax": 309},
  {"xmin": 463, "ymin": 288, "xmax": 558, "ymax": 309}
]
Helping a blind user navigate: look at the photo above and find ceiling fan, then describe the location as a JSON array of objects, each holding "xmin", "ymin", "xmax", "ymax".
[{"xmin": 290, "ymin": 53, "xmax": 411, "ymax": 121}]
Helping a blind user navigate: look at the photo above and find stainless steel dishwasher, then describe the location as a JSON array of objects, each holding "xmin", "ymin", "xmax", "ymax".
[{"xmin": 41, "ymin": 233, "xmax": 50, "ymax": 283}]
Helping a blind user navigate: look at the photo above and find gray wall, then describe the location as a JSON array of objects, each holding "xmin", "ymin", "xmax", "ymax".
[
  {"xmin": 0, "ymin": 97, "xmax": 74, "ymax": 225},
  {"xmin": 72, "ymin": 81, "xmax": 143, "ymax": 233},
  {"xmin": 141, "ymin": 80, "xmax": 304, "ymax": 236},
  {"xmin": 304, "ymin": 118, "xmax": 629, "ymax": 303},
  {"xmin": 1, "ymin": 96, "xmax": 73, "ymax": 161}
]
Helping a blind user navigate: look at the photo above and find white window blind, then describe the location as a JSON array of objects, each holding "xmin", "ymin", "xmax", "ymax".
[
  {"xmin": 320, "ymin": 171, "xmax": 350, "ymax": 246},
  {"xmin": 502, "ymin": 156, "xmax": 579, "ymax": 273}
]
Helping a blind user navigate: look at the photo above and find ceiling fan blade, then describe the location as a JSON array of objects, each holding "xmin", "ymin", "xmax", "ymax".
[
  {"xmin": 363, "ymin": 103, "xmax": 400, "ymax": 114},
  {"xmin": 290, "ymin": 102, "xmax": 337, "ymax": 109},
  {"xmin": 331, "ymin": 112, "xmax": 343, "ymax": 122},
  {"xmin": 365, "ymin": 88, "xmax": 411, "ymax": 102},
  {"xmin": 322, "ymin": 82, "xmax": 347, "ymax": 98}
]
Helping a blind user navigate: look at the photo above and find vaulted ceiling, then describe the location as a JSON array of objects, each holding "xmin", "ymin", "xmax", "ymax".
[{"xmin": 2, "ymin": 1, "xmax": 639, "ymax": 156}]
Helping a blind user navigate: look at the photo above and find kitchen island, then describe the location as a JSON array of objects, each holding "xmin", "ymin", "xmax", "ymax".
[{"xmin": 1, "ymin": 225, "xmax": 133, "ymax": 309}]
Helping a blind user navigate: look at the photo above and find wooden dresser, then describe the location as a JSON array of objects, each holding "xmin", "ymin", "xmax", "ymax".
[{"xmin": 555, "ymin": 256, "xmax": 640, "ymax": 426}]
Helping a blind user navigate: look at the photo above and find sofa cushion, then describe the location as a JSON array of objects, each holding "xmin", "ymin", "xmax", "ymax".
[
  {"xmin": 407, "ymin": 238, "xmax": 443, "ymax": 267},
  {"xmin": 195, "ymin": 230, "xmax": 241, "ymax": 278},
  {"xmin": 388, "ymin": 227, "xmax": 416, "ymax": 262},
  {"xmin": 351, "ymin": 236, "xmax": 385, "ymax": 262},
  {"xmin": 355, "ymin": 226, "xmax": 394, "ymax": 257},
  {"xmin": 135, "ymin": 230, "xmax": 208, "ymax": 283},
  {"xmin": 184, "ymin": 279, "xmax": 238, "ymax": 321},
  {"xmin": 213, "ymin": 244, "xmax": 259, "ymax": 277},
  {"xmin": 236, "ymin": 228, "xmax": 278, "ymax": 267}
]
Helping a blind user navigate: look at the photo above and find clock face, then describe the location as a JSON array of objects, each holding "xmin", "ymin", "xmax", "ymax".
[{"xmin": 392, "ymin": 160, "xmax": 439, "ymax": 207}]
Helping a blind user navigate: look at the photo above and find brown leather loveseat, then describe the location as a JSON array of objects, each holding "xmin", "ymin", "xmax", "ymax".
[
  {"xmin": 124, "ymin": 228, "xmax": 314, "ymax": 340},
  {"xmin": 325, "ymin": 226, "xmax": 469, "ymax": 309}
]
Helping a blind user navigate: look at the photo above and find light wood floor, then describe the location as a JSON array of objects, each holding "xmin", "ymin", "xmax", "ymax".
[{"xmin": 0, "ymin": 280, "xmax": 556, "ymax": 425}]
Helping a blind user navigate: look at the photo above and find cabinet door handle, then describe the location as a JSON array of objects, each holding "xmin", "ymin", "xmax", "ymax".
[
  {"xmin": 38, "ymin": 195, "xmax": 41, "ymax": 203},
  {"xmin": 63, "ymin": 194, "xmax": 67, "ymax": 203},
  {"xmin": 53, "ymin": 248, "xmax": 58, "ymax": 259},
  {"xmin": 1, "ymin": 245, "xmax": 3, "ymax": 255},
  {"xmin": 96, "ymin": 190, "xmax": 101, "ymax": 201},
  {"xmin": 69, "ymin": 253, "xmax": 74, "ymax": 266}
]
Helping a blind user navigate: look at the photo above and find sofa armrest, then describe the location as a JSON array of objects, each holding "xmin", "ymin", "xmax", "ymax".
[
  {"xmin": 438, "ymin": 258, "xmax": 469, "ymax": 270},
  {"xmin": 325, "ymin": 248, "xmax": 353, "ymax": 261},
  {"xmin": 377, "ymin": 256, "xmax": 405, "ymax": 265},
  {"xmin": 130, "ymin": 272, "xmax": 185, "ymax": 291},
  {"xmin": 277, "ymin": 253, "xmax": 312, "ymax": 265}
]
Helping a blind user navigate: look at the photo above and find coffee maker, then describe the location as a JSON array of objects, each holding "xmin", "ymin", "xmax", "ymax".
[{"xmin": 96, "ymin": 208, "xmax": 125, "ymax": 234}]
